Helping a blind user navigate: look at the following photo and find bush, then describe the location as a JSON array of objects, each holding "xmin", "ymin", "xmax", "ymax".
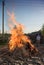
[
  {"xmin": 41, "ymin": 24, "xmax": 44, "ymax": 36},
  {"xmin": 0, "ymin": 34, "xmax": 11, "ymax": 45}
]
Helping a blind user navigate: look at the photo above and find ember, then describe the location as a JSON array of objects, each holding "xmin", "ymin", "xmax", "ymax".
[{"xmin": 8, "ymin": 12, "xmax": 38, "ymax": 57}]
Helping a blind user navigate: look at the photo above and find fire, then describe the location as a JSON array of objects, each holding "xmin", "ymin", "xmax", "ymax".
[{"xmin": 8, "ymin": 12, "xmax": 38, "ymax": 56}]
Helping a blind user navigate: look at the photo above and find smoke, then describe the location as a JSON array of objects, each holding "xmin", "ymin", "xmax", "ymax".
[{"xmin": 7, "ymin": 11, "xmax": 25, "ymax": 33}]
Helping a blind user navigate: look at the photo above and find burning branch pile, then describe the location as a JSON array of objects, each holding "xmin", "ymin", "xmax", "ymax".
[
  {"xmin": 7, "ymin": 12, "xmax": 38, "ymax": 57},
  {"xmin": 0, "ymin": 12, "xmax": 44, "ymax": 65}
]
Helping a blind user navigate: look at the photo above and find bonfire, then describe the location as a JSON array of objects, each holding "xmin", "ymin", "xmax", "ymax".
[{"xmin": 7, "ymin": 12, "xmax": 38, "ymax": 58}]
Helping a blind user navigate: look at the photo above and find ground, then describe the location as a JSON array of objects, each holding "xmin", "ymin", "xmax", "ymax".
[{"xmin": 0, "ymin": 44, "xmax": 44, "ymax": 65}]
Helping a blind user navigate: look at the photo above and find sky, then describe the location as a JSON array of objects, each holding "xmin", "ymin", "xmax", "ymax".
[{"xmin": 0, "ymin": 0, "xmax": 44, "ymax": 33}]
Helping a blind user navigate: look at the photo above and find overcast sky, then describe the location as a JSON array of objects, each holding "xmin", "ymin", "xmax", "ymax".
[{"xmin": 0, "ymin": 0, "xmax": 44, "ymax": 33}]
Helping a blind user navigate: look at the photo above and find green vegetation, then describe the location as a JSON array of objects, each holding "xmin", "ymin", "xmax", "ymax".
[
  {"xmin": 41, "ymin": 24, "xmax": 44, "ymax": 36},
  {"xmin": 0, "ymin": 34, "xmax": 11, "ymax": 45}
]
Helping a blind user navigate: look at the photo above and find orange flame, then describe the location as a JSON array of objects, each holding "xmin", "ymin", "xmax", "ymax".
[{"xmin": 8, "ymin": 12, "xmax": 38, "ymax": 54}]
